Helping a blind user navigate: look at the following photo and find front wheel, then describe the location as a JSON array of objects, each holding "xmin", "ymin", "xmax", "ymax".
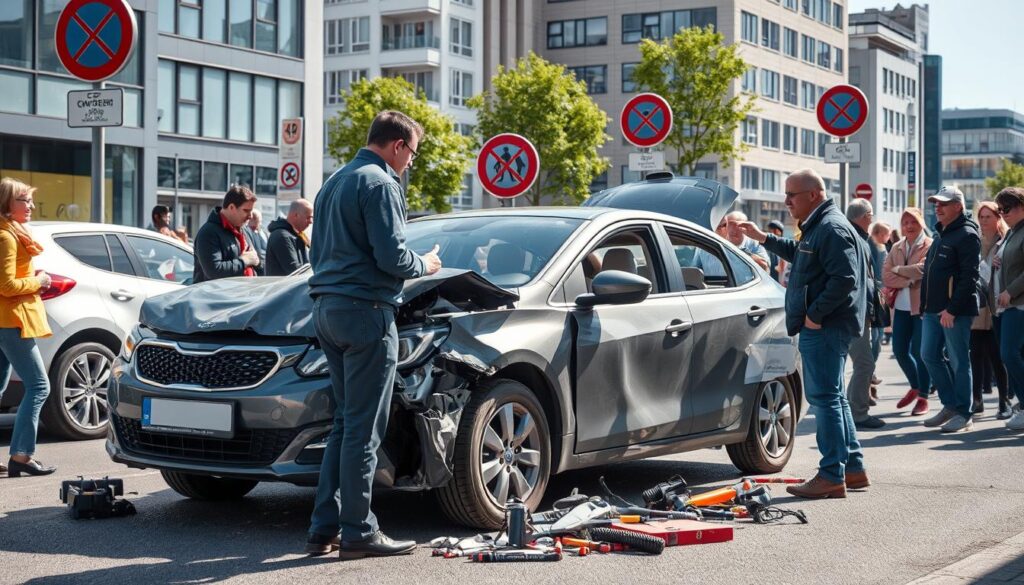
[
  {"xmin": 436, "ymin": 379, "xmax": 551, "ymax": 529},
  {"xmin": 727, "ymin": 377, "xmax": 796, "ymax": 474},
  {"xmin": 161, "ymin": 471, "xmax": 259, "ymax": 501}
]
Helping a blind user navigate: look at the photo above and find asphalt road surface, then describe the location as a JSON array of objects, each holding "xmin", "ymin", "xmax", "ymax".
[{"xmin": 2, "ymin": 346, "xmax": 1023, "ymax": 585}]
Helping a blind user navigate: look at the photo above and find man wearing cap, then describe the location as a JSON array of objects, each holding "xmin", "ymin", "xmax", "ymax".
[
  {"xmin": 766, "ymin": 220, "xmax": 785, "ymax": 282},
  {"xmin": 919, "ymin": 186, "xmax": 981, "ymax": 433}
]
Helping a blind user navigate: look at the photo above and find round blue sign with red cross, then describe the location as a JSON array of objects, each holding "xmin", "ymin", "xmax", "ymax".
[
  {"xmin": 477, "ymin": 134, "xmax": 540, "ymax": 199},
  {"xmin": 817, "ymin": 84, "xmax": 869, "ymax": 138},
  {"xmin": 620, "ymin": 93, "xmax": 673, "ymax": 148},
  {"xmin": 56, "ymin": 0, "xmax": 138, "ymax": 83}
]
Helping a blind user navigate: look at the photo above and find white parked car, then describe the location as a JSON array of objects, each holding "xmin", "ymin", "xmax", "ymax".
[{"xmin": 0, "ymin": 222, "xmax": 193, "ymax": 440}]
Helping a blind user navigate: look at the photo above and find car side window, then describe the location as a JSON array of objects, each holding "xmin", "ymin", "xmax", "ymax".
[
  {"xmin": 124, "ymin": 235, "xmax": 194, "ymax": 284},
  {"xmin": 665, "ymin": 229, "xmax": 730, "ymax": 290},
  {"xmin": 725, "ymin": 247, "xmax": 757, "ymax": 286},
  {"xmin": 581, "ymin": 227, "xmax": 664, "ymax": 294},
  {"xmin": 105, "ymin": 235, "xmax": 136, "ymax": 276},
  {"xmin": 55, "ymin": 235, "xmax": 111, "ymax": 271}
]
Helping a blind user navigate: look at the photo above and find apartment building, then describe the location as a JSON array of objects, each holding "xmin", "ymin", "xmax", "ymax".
[{"xmin": 942, "ymin": 108, "xmax": 1024, "ymax": 208}]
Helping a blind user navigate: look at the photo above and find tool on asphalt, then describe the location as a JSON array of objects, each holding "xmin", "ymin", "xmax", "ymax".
[
  {"xmin": 505, "ymin": 497, "xmax": 529, "ymax": 548},
  {"xmin": 531, "ymin": 490, "xmax": 591, "ymax": 524},
  {"xmin": 612, "ymin": 519, "xmax": 734, "ymax": 547},
  {"xmin": 560, "ymin": 537, "xmax": 613, "ymax": 554},
  {"xmin": 470, "ymin": 550, "xmax": 562, "ymax": 563},
  {"xmin": 745, "ymin": 503, "xmax": 808, "ymax": 525},
  {"xmin": 586, "ymin": 527, "xmax": 666, "ymax": 555},
  {"xmin": 59, "ymin": 476, "xmax": 136, "ymax": 520},
  {"xmin": 641, "ymin": 475, "xmax": 690, "ymax": 509},
  {"xmin": 749, "ymin": 476, "xmax": 806, "ymax": 485},
  {"xmin": 685, "ymin": 478, "xmax": 768, "ymax": 508}
]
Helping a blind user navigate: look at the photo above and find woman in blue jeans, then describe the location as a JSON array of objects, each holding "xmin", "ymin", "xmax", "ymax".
[
  {"xmin": 882, "ymin": 208, "xmax": 934, "ymax": 416},
  {"xmin": 0, "ymin": 178, "xmax": 55, "ymax": 477}
]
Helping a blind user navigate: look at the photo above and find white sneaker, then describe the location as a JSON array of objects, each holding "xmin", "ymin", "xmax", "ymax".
[
  {"xmin": 1006, "ymin": 410, "xmax": 1024, "ymax": 431},
  {"xmin": 941, "ymin": 415, "xmax": 974, "ymax": 433}
]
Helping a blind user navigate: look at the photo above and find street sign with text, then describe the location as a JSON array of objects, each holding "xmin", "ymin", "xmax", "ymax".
[
  {"xmin": 67, "ymin": 88, "xmax": 123, "ymax": 128},
  {"xmin": 278, "ymin": 117, "xmax": 303, "ymax": 200},
  {"xmin": 824, "ymin": 141, "xmax": 861, "ymax": 164},
  {"xmin": 628, "ymin": 151, "xmax": 666, "ymax": 172}
]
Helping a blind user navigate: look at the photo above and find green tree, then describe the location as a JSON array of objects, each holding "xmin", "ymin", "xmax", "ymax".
[
  {"xmin": 326, "ymin": 77, "xmax": 473, "ymax": 212},
  {"xmin": 985, "ymin": 158, "xmax": 1024, "ymax": 198},
  {"xmin": 631, "ymin": 26, "xmax": 756, "ymax": 175},
  {"xmin": 469, "ymin": 52, "xmax": 610, "ymax": 206}
]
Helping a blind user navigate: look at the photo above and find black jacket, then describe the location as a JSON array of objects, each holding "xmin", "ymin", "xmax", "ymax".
[
  {"xmin": 920, "ymin": 213, "xmax": 981, "ymax": 316},
  {"xmin": 762, "ymin": 199, "xmax": 867, "ymax": 338},
  {"xmin": 853, "ymin": 223, "xmax": 887, "ymax": 329},
  {"xmin": 192, "ymin": 208, "xmax": 255, "ymax": 283},
  {"xmin": 265, "ymin": 217, "xmax": 309, "ymax": 276}
]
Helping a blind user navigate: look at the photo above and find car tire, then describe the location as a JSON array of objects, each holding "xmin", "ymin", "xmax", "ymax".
[
  {"xmin": 41, "ymin": 342, "xmax": 116, "ymax": 440},
  {"xmin": 436, "ymin": 378, "xmax": 551, "ymax": 530},
  {"xmin": 727, "ymin": 376, "xmax": 797, "ymax": 474},
  {"xmin": 161, "ymin": 471, "xmax": 259, "ymax": 501}
]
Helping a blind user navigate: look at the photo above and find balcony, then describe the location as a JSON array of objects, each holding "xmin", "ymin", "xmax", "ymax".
[
  {"xmin": 379, "ymin": 0, "xmax": 441, "ymax": 16},
  {"xmin": 380, "ymin": 36, "xmax": 441, "ymax": 68}
]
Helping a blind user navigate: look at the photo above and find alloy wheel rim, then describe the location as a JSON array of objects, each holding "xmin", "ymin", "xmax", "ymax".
[
  {"xmin": 758, "ymin": 380, "xmax": 793, "ymax": 458},
  {"xmin": 479, "ymin": 402, "xmax": 542, "ymax": 505},
  {"xmin": 62, "ymin": 351, "xmax": 111, "ymax": 430}
]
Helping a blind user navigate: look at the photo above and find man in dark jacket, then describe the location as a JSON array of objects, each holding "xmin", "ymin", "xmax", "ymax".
[
  {"xmin": 919, "ymin": 186, "xmax": 981, "ymax": 433},
  {"xmin": 243, "ymin": 208, "xmax": 269, "ymax": 276},
  {"xmin": 845, "ymin": 199, "xmax": 884, "ymax": 429},
  {"xmin": 265, "ymin": 199, "xmax": 313, "ymax": 276},
  {"xmin": 192, "ymin": 186, "xmax": 260, "ymax": 283},
  {"xmin": 305, "ymin": 111, "xmax": 442, "ymax": 558},
  {"xmin": 737, "ymin": 168, "xmax": 867, "ymax": 500}
]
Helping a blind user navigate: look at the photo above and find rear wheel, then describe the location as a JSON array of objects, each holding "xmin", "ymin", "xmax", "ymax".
[
  {"xmin": 727, "ymin": 377, "xmax": 796, "ymax": 474},
  {"xmin": 436, "ymin": 379, "xmax": 551, "ymax": 529},
  {"xmin": 41, "ymin": 342, "xmax": 115, "ymax": 440},
  {"xmin": 161, "ymin": 471, "xmax": 259, "ymax": 501}
]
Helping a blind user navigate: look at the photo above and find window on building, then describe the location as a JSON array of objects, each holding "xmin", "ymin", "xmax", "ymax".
[
  {"xmin": 254, "ymin": 76, "xmax": 276, "ymax": 144},
  {"xmin": 229, "ymin": 0, "xmax": 252, "ymax": 47},
  {"xmin": 882, "ymin": 68, "xmax": 889, "ymax": 94},
  {"xmin": 742, "ymin": 116, "xmax": 758, "ymax": 145},
  {"xmin": 801, "ymin": 34, "xmax": 816, "ymax": 64},
  {"xmin": 802, "ymin": 0, "xmax": 813, "ymax": 18},
  {"xmin": 450, "ymin": 70, "xmax": 473, "ymax": 107},
  {"xmin": 817, "ymin": 0, "xmax": 831, "ymax": 25},
  {"xmin": 783, "ymin": 27, "xmax": 798, "ymax": 58},
  {"xmin": 325, "ymin": 69, "xmax": 368, "ymax": 105},
  {"xmin": 833, "ymin": 2, "xmax": 843, "ymax": 29},
  {"xmin": 760, "ymin": 70, "xmax": 779, "ymax": 101},
  {"xmin": 761, "ymin": 120, "xmax": 780, "ymax": 149},
  {"xmin": 741, "ymin": 166, "xmax": 759, "ymax": 189},
  {"xmin": 761, "ymin": 18, "xmax": 779, "ymax": 51},
  {"xmin": 783, "ymin": 124, "xmax": 798, "ymax": 153},
  {"xmin": 761, "ymin": 169, "xmax": 779, "ymax": 193},
  {"xmin": 204, "ymin": 162, "xmax": 228, "ymax": 192},
  {"xmin": 742, "ymin": 67, "xmax": 757, "ymax": 93},
  {"xmin": 817, "ymin": 41, "xmax": 831, "ymax": 68},
  {"xmin": 568, "ymin": 65, "xmax": 607, "ymax": 94},
  {"xmin": 547, "ymin": 17, "xmax": 607, "ymax": 48},
  {"xmin": 834, "ymin": 47, "xmax": 843, "ymax": 73},
  {"xmin": 326, "ymin": 17, "xmax": 371, "ymax": 54},
  {"xmin": 203, "ymin": 0, "xmax": 227, "ymax": 43},
  {"xmin": 451, "ymin": 17, "xmax": 473, "ymax": 56},
  {"xmin": 228, "ymin": 71, "xmax": 253, "ymax": 141},
  {"xmin": 741, "ymin": 12, "xmax": 758, "ymax": 43},
  {"xmin": 255, "ymin": 0, "xmax": 277, "ymax": 52},
  {"xmin": 784, "ymin": 0, "xmax": 798, "ymax": 10},
  {"xmin": 783, "ymin": 75, "xmax": 798, "ymax": 105},
  {"xmin": 0, "ymin": 71, "xmax": 31, "ymax": 115},
  {"xmin": 0, "ymin": 1, "xmax": 32, "ymax": 69},
  {"xmin": 178, "ymin": 1, "xmax": 200, "ymax": 38},
  {"xmin": 158, "ymin": 60, "xmax": 176, "ymax": 132},
  {"xmin": 177, "ymin": 64, "xmax": 201, "ymax": 136},
  {"xmin": 621, "ymin": 8, "xmax": 716, "ymax": 43},
  {"xmin": 801, "ymin": 129, "xmax": 816, "ymax": 156},
  {"xmin": 818, "ymin": 133, "xmax": 828, "ymax": 158},
  {"xmin": 177, "ymin": 159, "xmax": 202, "ymax": 190},
  {"xmin": 801, "ymin": 81, "xmax": 816, "ymax": 110},
  {"xmin": 622, "ymin": 62, "xmax": 638, "ymax": 93}
]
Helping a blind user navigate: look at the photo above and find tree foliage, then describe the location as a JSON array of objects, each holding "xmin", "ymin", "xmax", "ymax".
[
  {"xmin": 326, "ymin": 77, "xmax": 473, "ymax": 212},
  {"xmin": 631, "ymin": 26, "xmax": 756, "ymax": 175},
  {"xmin": 469, "ymin": 52, "xmax": 610, "ymax": 206},
  {"xmin": 985, "ymin": 158, "xmax": 1024, "ymax": 199}
]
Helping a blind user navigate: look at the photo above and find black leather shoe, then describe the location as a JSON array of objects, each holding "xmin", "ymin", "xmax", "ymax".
[
  {"xmin": 971, "ymin": 401, "xmax": 984, "ymax": 414},
  {"xmin": 7, "ymin": 459, "xmax": 56, "ymax": 477},
  {"xmin": 855, "ymin": 416, "xmax": 886, "ymax": 430},
  {"xmin": 305, "ymin": 532, "xmax": 340, "ymax": 556},
  {"xmin": 339, "ymin": 531, "xmax": 415, "ymax": 559}
]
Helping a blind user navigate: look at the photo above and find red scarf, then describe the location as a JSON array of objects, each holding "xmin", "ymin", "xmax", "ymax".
[{"xmin": 220, "ymin": 212, "xmax": 255, "ymax": 277}]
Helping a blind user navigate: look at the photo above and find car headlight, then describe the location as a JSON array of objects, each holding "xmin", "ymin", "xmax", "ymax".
[
  {"xmin": 295, "ymin": 325, "xmax": 449, "ymax": 377},
  {"xmin": 120, "ymin": 325, "xmax": 142, "ymax": 362}
]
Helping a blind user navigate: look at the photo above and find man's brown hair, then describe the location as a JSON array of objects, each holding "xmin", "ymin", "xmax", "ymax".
[
  {"xmin": 995, "ymin": 187, "xmax": 1024, "ymax": 211},
  {"xmin": 223, "ymin": 185, "xmax": 257, "ymax": 209},
  {"xmin": 366, "ymin": 111, "xmax": 423, "ymax": 147}
]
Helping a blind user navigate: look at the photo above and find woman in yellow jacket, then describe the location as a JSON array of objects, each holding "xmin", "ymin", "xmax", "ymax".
[{"xmin": 0, "ymin": 178, "xmax": 55, "ymax": 477}]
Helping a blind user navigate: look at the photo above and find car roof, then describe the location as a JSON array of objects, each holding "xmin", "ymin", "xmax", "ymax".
[
  {"xmin": 31, "ymin": 221, "xmax": 172, "ymax": 238},
  {"xmin": 583, "ymin": 173, "xmax": 738, "ymax": 229},
  {"xmin": 410, "ymin": 205, "xmax": 705, "ymax": 232}
]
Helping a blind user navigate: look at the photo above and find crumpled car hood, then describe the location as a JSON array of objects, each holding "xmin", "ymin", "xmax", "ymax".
[{"xmin": 139, "ymin": 268, "xmax": 519, "ymax": 338}]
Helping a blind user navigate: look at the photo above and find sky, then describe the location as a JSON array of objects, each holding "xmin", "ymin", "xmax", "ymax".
[{"xmin": 847, "ymin": 0, "xmax": 1024, "ymax": 112}]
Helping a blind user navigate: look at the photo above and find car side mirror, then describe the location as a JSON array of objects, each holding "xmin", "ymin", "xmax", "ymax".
[{"xmin": 575, "ymin": 270, "xmax": 652, "ymax": 308}]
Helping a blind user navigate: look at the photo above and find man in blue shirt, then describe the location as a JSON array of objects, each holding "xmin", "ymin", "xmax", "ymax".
[
  {"xmin": 695, "ymin": 211, "xmax": 770, "ymax": 277},
  {"xmin": 305, "ymin": 111, "xmax": 442, "ymax": 558}
]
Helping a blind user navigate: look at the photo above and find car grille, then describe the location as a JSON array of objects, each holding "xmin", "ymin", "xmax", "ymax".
[
  {"xmin": 135, "ymin": 344, "xmax": 279, "ymax": 389},
  {"xmin": 112, "ymin": 414, "xmax": 298, "ymax": 466}
]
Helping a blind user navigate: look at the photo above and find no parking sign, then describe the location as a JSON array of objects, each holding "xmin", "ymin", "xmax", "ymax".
[{"xmin": 55, "ymin": 0, "xmax": 138, "ymax": 83}]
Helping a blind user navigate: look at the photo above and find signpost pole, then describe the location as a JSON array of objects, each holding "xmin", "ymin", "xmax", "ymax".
[
  {"xmin": 839, "ymin": 136, "xmax": 847, "ymax": 211},
  {"xmin": 90, "ymin": 81, "xmax": 105, "ymax": 223},
  {"xmin": 173, "ymin": 153, "xmax": 180, "ymax": 228}
]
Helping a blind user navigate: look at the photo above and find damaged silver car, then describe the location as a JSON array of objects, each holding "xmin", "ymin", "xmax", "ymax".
[{"xmin": 106, "ymin": 175, "xmax": 802, "ymax": 529}]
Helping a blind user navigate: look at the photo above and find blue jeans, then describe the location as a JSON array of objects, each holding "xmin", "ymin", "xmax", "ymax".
[
  {"xmin": 891, "ymin": 310, "xmax": 931, "ymax": 396},
  {"xmin": 870, "ymin": 327, "xmax": 883, "ymax": 362},
  {"xmin": 799, "ymin": 328, "xmax": 864, "ymax": 483},
  {"xmin": 308, "ymin": 295, "xmax": 399, "ymax": 542},
  {"xmin": 0, "ymin": 328, "xmax": 50, "ymax": 457},
  {"xmin": 998, "ymin": 309, "xmax": 1024, "ymax": 404},
  {"xmin": 921, "ymin": 313, "xmax": 973, "ymax": 419}
]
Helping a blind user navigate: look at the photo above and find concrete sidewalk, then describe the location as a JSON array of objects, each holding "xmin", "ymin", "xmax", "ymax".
[{"xmin": 906, "ymin": 531, "xmax": 1024, "ymax": 584}]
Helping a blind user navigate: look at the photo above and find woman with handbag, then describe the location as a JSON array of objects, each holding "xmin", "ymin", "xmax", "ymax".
[
  {"xmin": 0, "ymin": 178, "xmax": 55, "ymax": 477},
  {"xmin": 970, "ymin": 201, "xmax": 1010, "ymax": 418},
  {"xmin": 882, "ymin": 208, "xmax": 933, "ymax": 416}
]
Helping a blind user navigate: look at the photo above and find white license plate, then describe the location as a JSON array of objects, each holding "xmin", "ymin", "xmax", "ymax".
[{"xmin": 142, "ymin": 398, "xmax": 233, "ymax": 438}]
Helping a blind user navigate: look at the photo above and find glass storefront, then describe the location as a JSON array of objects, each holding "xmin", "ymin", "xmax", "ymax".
[{"xmin": 0, "ymin": 135, "xmax": 139, "ymax": 225}]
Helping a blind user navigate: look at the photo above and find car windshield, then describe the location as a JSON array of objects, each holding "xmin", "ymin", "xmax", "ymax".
[{"xmin": 405, "ymin": 215, "xmax": 584, "ymax": 287}]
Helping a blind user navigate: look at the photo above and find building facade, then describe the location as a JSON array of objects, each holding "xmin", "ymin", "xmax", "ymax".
[
  {"xmin": 0, "ymin": 0, "xmax": 322, "ymax": 236},
  {"xmin": 322, "ymin": 0, "xmax": 483, "ymax": 210},
  {"xmin": 847, "ymin": 4, "xmax": 927, "ymax": 229},
  {"xmin": 942, "ymin": 108, "xmax": 1024, "ymax": 209}
]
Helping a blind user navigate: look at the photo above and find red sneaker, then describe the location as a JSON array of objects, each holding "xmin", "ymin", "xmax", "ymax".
[
  {"xmin": 911, "ymin": 397, "xmax": 930, "ymax": 416},
  {"xmin": 896, "ymin": 389, "xmax": 920, "ymax": 409}
]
